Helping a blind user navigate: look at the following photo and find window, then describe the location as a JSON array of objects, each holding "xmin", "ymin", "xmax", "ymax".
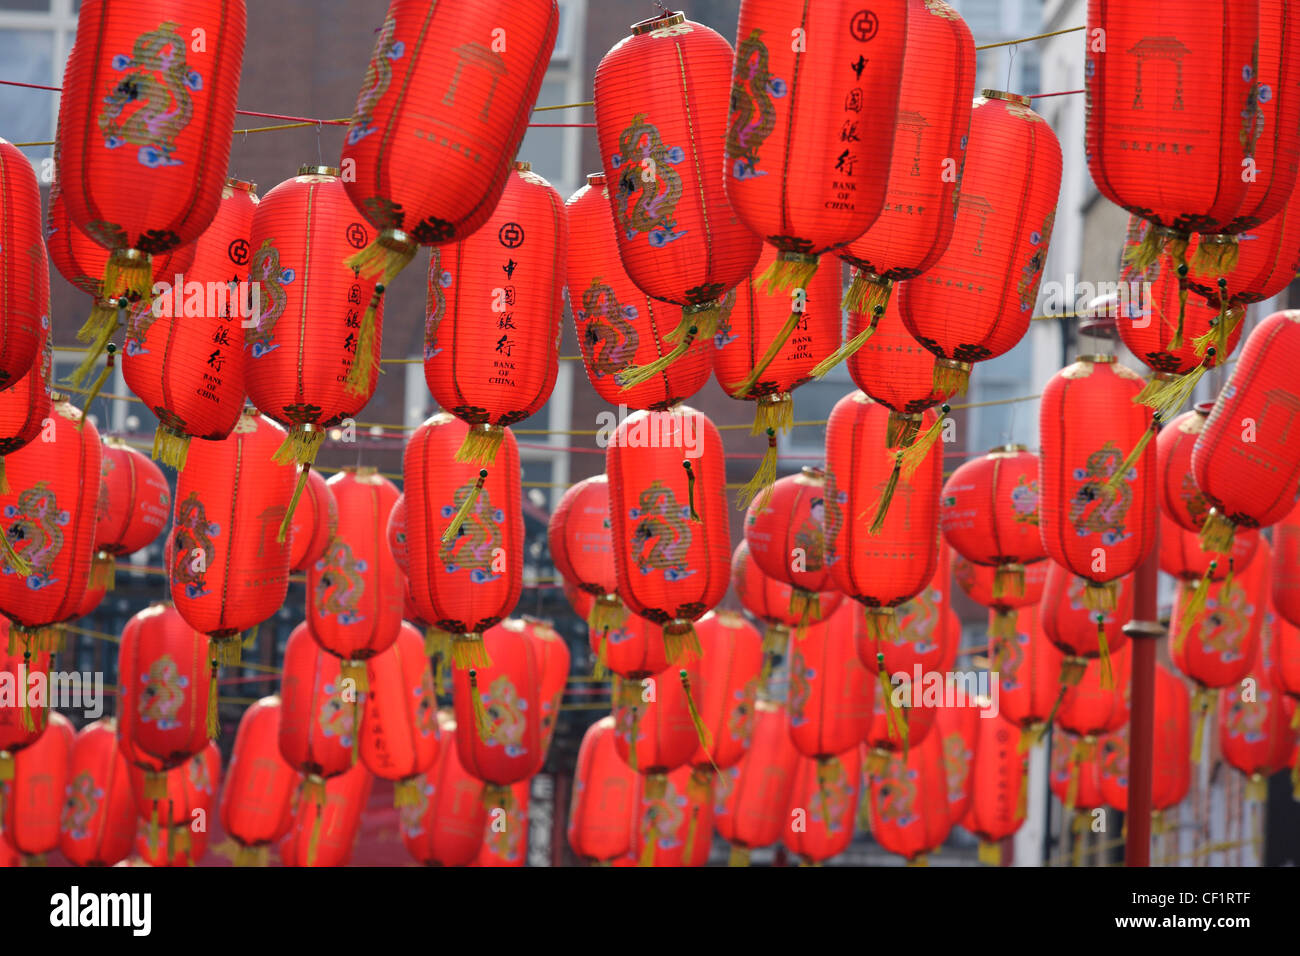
[
  {"xmin": 0, "ymin": 0, "xmax": 79, "ymax": 166},
  {"xmin": 966, "ymin": 339, "xmax": 1038, "ymax": 453},
  {"xmin": 515, "ymin": 0, "xmax": 586, "ymax": 200}
]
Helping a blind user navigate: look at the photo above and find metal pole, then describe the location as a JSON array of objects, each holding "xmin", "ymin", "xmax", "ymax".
[{"xmin": 1123, "ymin": 517, "xmax": 1163, "ymax": 866}]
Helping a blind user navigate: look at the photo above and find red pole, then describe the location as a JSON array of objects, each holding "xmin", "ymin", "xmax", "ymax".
[{"xmin": 1123, "ymin": 517, "xmax": 1163, "ymax": 866}]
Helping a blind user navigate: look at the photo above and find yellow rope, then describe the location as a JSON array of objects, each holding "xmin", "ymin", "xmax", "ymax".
[{"xmin": 976, "ymin": 25, "xmax": 1085, "ymax": 51}]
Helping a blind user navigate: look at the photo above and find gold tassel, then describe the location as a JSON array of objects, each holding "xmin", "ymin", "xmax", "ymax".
[
  {"xmin": 618, "ymin": 323, "xmax": 699, "ymax": 387},
  {"xmin": 1017, "ymin": 724, "xmax": 1041, "ymax": 753},
  {"xmin": 393, "ymin": 777, "xmax": 420, "ymax": 808},
  {"xmin": 1095, "ymin": 615, "xmax": 1114, "ymax": 690},
  {"xmin": 1082, "ymin": 580, "xmax": 1118, "ymax": 613},
  {"xmin": 638, "ymin": 826, "xmax": 657, "ymax": 868},
  {"xmin": 233, "ymin": 844, "xmax": 267, "ymax": 867},
  {"xmin": 993, "ymin": 564, "xmax": 1025, "ymax": 602},
  {"xmin": 302, "ymin": 774, "xmax": 327, "ymax": 806},
  {"xmin": 343, "ymin": 284, "xmax": 384, "ymax": 396},
  {"xmin": 0, "ymin": 753, "xmax": 12, "ymax": 782},
  {"xmin": 587, "ymin": 593, "xmax": 627, "ymax": 635},
  {"xmin": 728, "ymin": 845, "xmax": 751, "ymax": 867},
  {"xmin": 990, "ymin": 609, "xmax": 1018, "ymax": 643},
  {"xmin": 77, "ymin": 343, "xmax": 117, "ymax": 428},
  {"xmin": 750, "ymin": 392, "xmax": 794, "ymax": 436},
  {"xmin": 1122, "ymin": 224, "xmax": 1165, "ymax": 273},
  {"xmin": 1016, "ymin": 759, "xmax": 1029, "ymax": 821},
  {"xmin": 275, "ymin": 427, "xmax": 326, "ymax": 542},
  {"xmin": 143, "ymin": 771, "xmax": 168, "ymax": 801},
  {"xmin": 680, "ymin": 669, "xmax": 717, "ymax": 773},
  {"xmin": 1065, "ymin": 739, "xmax": 1083, "ymax": 812},
  {"xmin": 152, "ymin": 425, "xmax": 191, "ymax": 471},
  {"xmin": 441, "ymin": 469, "xmax": 488, "ymax": 544},
  {"xmin": 306, "ymin": 808, "xmax": 323, "ymax": 867},
  {"xmin": 423, "ymin": 626, "xmax": 451, "ymax": 660},
  {"xmin": 1103, "ymin": 420, "xmax": 1157, "ymax": 499},
  {"xmin": 1291, "ymin": 760, "xmax": 1299, "ymax": 801},
  {"xmin": 1191, "ymin": 686, "xmax": 1213, "ymax": 763},
  {"xmin": 210, "ymin": 633, "xmax": 243, "ymax": 667},
  {"xmin": 865, "ymin": 452, "xmax": 903, "ymax": 536},
  {"xmin": 468, "ymin": 669, "xmax": 493, "ymax": 744},
  {"xmin": 757, "ymin": 252, "xmax": 820, "ymax": 295},
  {"xmin": 897, "ymin": 404, "xmax": 949, "ymax": 481},
  {"xmin": 450, "ymin": 632, "xmax": 491, "ymax": 670},
  {"xmin": 811, "ymin": 299, "xmax": 884, "ymax": 380},
  {"xmin": 454, "ymin": 425, "xmax": 506, "ymax": 467},
  {"xmin": 1190, "ymin": 236, "xmax": 1239, "ymax": 275},
  {"xmin": 671, "ymin": 301, "xmax": 721, "ymax": 344},
  {"xmin": 147, "ymin": 804, "xmax": 159, "ymax": 857},
  {"xmin": 978, "ymin": 840, "xmax": 1001, "ymax": 866},
  {"xmin": 1135, "ymin": 360, "xmax": 1210, "ymax": 422},
  {"xmin": 931, "ymin": 360, "xmax": 971, "ymax": 398},
  {"xmin": 907, "ymin": 854, "xmax": 929, "ymax": 867},
  {"xmin": 728, "ymin": 308, "xmax": 805, "ymax": 399},
  {"xmin": 816, "ymin": 756, "xmax": 843, "ymax": 797},
  {"xmin": 344, "ymin": 230, "xmax": 417, "ymax": 288},
  {"xmin": 735, "ymin": 428, "xmax": 778, "ymax": 512},
  {"xmin": 340, "ymin": 659, "xmax": 370, "ymax": 695},
  {"xmin": 682, "ymin": 460, "xmax": 700, "ymax": 523},
  {"xmin": 89, "ymin": 551, "xmax": 116, "ymax": 591},
  {"xmin": 1193, "ymin": 304, "xmax": 1242, "ymax": 359},
  {"xmin": 789, "ymin": 588, "xmax": 819, "ymax": 638},
  {"xmin": 207, "ymin": 652, "xmax": 219, "ymax": 740},
  {"xmin": 1246, "ymin": 774, "xmax": 1267, "ymax": 802},
  {"xmin": 0, "ymin": 521, "xmax": 33, "ymax": 580},
  {"xmin": 663, "ymin": 619, "xmax": 702, "ymax": 663},
  {"xmin": 18, "ymin": 648, "xmax": 33, "ymax": 733},
  {"xmin": 591, "ymin": 629, "xmax": 609, "ymax": 680},
  {"xmin": 643, "ymin": 772, "xmax": 667, "ymax": 801},
  {"xmin": 0, "ymin": 458, "xmax": 7, "ymax": 496},
  {"xmin": 886, "ymin": 413, "xmax": 922, "ymax": 449},
  {"xmin": 1198, "ymin": 509, "xmax": 1235, "ymax": 555},
  {"xmin": 1045, "ymin": 658, "xmax": 1088, "ymax": 731},
  {"xmin": 1166, "ymin": 236, "xmax": 1190, "ymax": 352},
  {"xmin": 1175, "ymin": 571, "xmax": 1213, "ymax": 654},
  {"xmin": 683, "ymin": 804, "xmax": 701, "ymax": 864}
]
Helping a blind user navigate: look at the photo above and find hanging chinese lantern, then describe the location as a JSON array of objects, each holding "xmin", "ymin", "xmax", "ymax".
[
  {"xmin": 403, "ymin": 412, "xmax": 523, "ymax": 670},
  {"xmin": 567, "ymin": 716, "xmax": 639, "ymax": 864},
  {"xmin": 743, "ymin": 467, "xmax": 838, "ymax": 630},
  {"xmin": 0, "ymin": 624, "xmax": 50, "ymax": 781},
  {"xmin": 1193, "ymin": 312, "xmax": 1300, "ymax": 560},
  {"xmin": 564, "ymin": 173, "xmax": 712, "ymax": 409},
  {"xmin": 1272, "ymin": 500, "xmax": 1300, "ymax": 629},
  {"xmin": 171, "ymin": 408, "xmax": 294, "ymax": 665},
  {"xmin": 1161, "ymin": 514, "xmax": 1259, "ymax": 585},
  {"xmin": 400, "ymin": 711, "xmax": 487, "ymax": 867},
  {"xmin": 715, "ymin": 700, "xmax": 801, "ymax": 866},
  {"xmin": 607, "ymin": 406, "xmax": 730, "ymax": 660},
  {"xmin": 218, "ymin": 695, "xmax": 296, "ymax": 867},
  {"xmin": 548, "ymin": 475, "xmax": 626, "ymax": 638},
  {"xmin": 55, "ymin": 0, "xmax": 246, "ymax": 373},
  {"xmin": 1086, "ymin": 0, "xmax": 1259, "ymax": 272},
  {"xmin": 92, "ymin": 439, "xmax": 170, "ymax": 590},
  {"xmin": 963, "ymin": 711, "xmax": 1028, "ymax": 865},
  {"xmin": 786, "ymin": 601, "xmax": 873, "ymax": 771},
  {"xmin": 611, "ymin": 662, "xmax": 700, "ymax": 794},
  {"xmin": 1157, "ymin": 404, "xmax": 1217, "ymax": 532},
  {"xmin": 732, "ymin": 539, "xmax": 844, "ymax": 654},
  {"xmin": 593, "ymin": 10, "xmax": 761, "ymax": 379},
  {"xmin": 120, "ymin": 178, "xmax": 257, "ymax": 469},
  {"xmin": 953, "ymin": 550, "xmax": 1048, "ymax": 645},
  {"xmin": 781, "ymin": 748, "xmax": 860, "ymax": 865},
  {"xmin": 130, "ymin": 741, "xmax": 220, "ymax": 865},
  {"xmin": 60, "ymin": 718, "xmax": 137, "ymax": 867},
  {"xmin": 360, "ymin": 621, "xmax": 440, "ymax": 808},
  {"xmin": 1098, "ymin": 665, "xmax": 1191, "ymax": 814},
  {"xmin": 524, "ymin": 618, "xmax": 570, "ymax": 761},
  {"xmin": 288, "ymin": 467, "xmax": 337, "ymax": 573},
  {"xmin": 0, "ymin": 140, "xmax": 45, "ymax": 392},
  {"xmin": 137, "ymin": 821, "xmax": 208, "ymax": 867},
  {"xmin": 245, "ymin": 167, "xmax": 382, "ymax": 531},
  {"xmin": 630, "ymin": 763, "xmax": 714, "ymax": 867},
  {"xmin": 1219, "ymin": 660, "xmax": 1297, "ymax": 800},
  {"xmin": 712, "ymin": 245, "xmax": 841, "ymax": 494},
  {"xmin": 588, "ymin": 602, "xmax": 675, "ymax": 682},
  {"xmin": 281, "ymin": 760, "xmax": 373, "ymax": 868},
  {"xmin": 1271, "ymin": 596, "xmax": 1300, "ymax": 709},
  {"xmin": 1040, "ymin": 563, "xmax": 1133, "ymax": 688},
  {"xmin": 866, "ymin": 731, "xmax": 950, "ymax": 864},
  {"xmin": 934, "ymin": 695, "xmax": 979, "ymax": 825},
  {"xmin": 308, "ymin": 468, "xmax": 403, "ymax": 684},
  {"xmin": 424, "ymin": 163, "xmax": 564, "ymax": 467},
  {"xmin": 829, "ymin": 0, "xmax": 975, "ymax": 372},
  {"xmin": 898, "ymin": 92, "xmax": 1062, "ymax": 396},
  {"xmin": 0, "ymin": 299, "xmax": 50, "ymax": 498},
  {"xmin": 858, "ymin": 543, "xmax": 959, "ymax": 680},
  {"xmin": 473, "ymin": 778, "xmax": 530, "ymax": 867},
  {"xmin": 341, "ymin": 0, "xmax": 559, "ymax": 334},
  {"xmin": 278, "ymin": 622, "xmax": 358, "ymax": 808},
  {"xmin": 691, "ymin": 610, "xmax": 763, "ymax": 773},
  {"xmin": 1057, "ymin": 648, "xmax": 1132, "ymax": 745},
  {"xmin": 1049, "ymin": 726, "xmax": 1106, "ymax": 831},
  {"xmin": 990, "ymin": 604, "xmax": 1066, "ymax": 746},
  {"xmin": 0, "ymin": 398, "xmax": 101, "ymax": 651},
  {"xmin": 862, "ymin": 663, "xmax": 938, "ymax": 766},
  {"xmin": 1039, "ymin": 355, "xmax": 1155, "ymax": 617},
  {"xmin": 2, "ymin": 711, "xmax": 73, "ymax": 861},
  {"xmin": 116, "ymin": 604, "xmax": 212, "ymax": 800}
]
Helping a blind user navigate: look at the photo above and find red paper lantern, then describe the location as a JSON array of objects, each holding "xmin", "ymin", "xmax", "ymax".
[
  {"xmin": 782, "ymin": 747, "xmax": 860, "ymax": 865},
  {"xmin": 898, "ymin": 92, "xmax": 1062, "ymax": 395},
  {"xmin": 170, "ymin": 409, "xmax": 294, "ymax": 663},
  {"xmin": 340, "ymin": 0, "xmax": 559, "ymax": 306},
  {"xmin": 743, "ymin": 467, "xmax": 838, "ymax": 628},
  {"xmin": 611, "ymin": 663, "xmax": 699, "ymax": 788},
  {"xmin": 360, "ymin": 621, "xmax": 440, "ymax": 807},
  {"xmin": 1219, "ymin": 659, "xmax": 1297, "ymax": 795},
  {"xmin": 0, "ymin": 399, "xmax": 101, "ymax": 648},
  {"xmin": 867, "ymin": 730, "xmax": 951, "ymax": 863},
  {"xmin": 288, "ymin": 467, "xmax": 337, "ymax": 574},
  {"xmin": 1157, "ymin": 404, "xmax": 1217, "ymax": 532},
  {"xmin": 1160, "ymin": 515, "xmax": 1258, "ymax": 583},
  {"xmin": 858, "ymin": 543, "xmax": 959, "ymax": 679},
  {"xmin": 424, "ymin": 164, "xmax": 563, "ymax": 467},
  {"xmin": 54, "ymin": 0, "xmax": 245, "ymax": 349},
  {"xmin": 1098, "ymin": 665, "xmax": 1190, "ymax": 813},
  {"xmin": 1271, "ymin": 598, "xmax": 1300, "ymax": 704},
  {"xmin": 92, "ymin": 439, "xmax": 170, "ymax": 589},
  {"xmin": 1040, "ymin": 563, "xmax": 1133, "ymax": 671},
  {"xmin": 0, "ymin": 625, "xmax": 50, "ymax": 781},
  {"xmin": 121, "ymin": 178, "xmax": 256, "ymax": 468},
  {"xmin": 548, "ymin": 475, "xmax": 625, "ymax": 635},
  {"xmin": 567, "ymin": 715, "xmax": 639, "ymax": 864},
  {"xmin": 714, "ymin": 701, "xmax": 801, "ymax": 866},
  {"xmin": 786, "ymin": 601, "xmax": 873, "ymax": 763},
  {"xmin": 990, "ymin": 604, "xmax": 1065, "ymax": 741},
  {"xmin": 594, "ymin": 11, "xmax": 761, "ymax": 347},
  {"xmin": 281, "ymin": 760, "xmax": 372, "ymax": 868},
  {"xmin": 963, "ymin": 711, "xmax": 1028, "ymax": 863},
  {"xmin": 691, "ymin": 610, "xmax": 763, "ymax": 773},
  {"xmin": 606, "ymin": 406, "xmax": 730, "ymax": 659},
  {"xmin": 129, "ymin": 742, "xmax": 220, "ymax": 857},
  {"xmin": 1057, "ymin": 647, "xmax": 1132, "ymax": 740},
  {"xmin": 1172, "ymin": 540, "xmax": 1267, "ymax": 698},
  {"xmin": 218, "ymin": 694, "xmax": 296, "ymax": 866},
  {"xmin": 593, "ymin": 607, "xmax": 675, "ymax": 682},
  {"xmin": 473, "ymin": 778, "xmax": 530, "ymax": 867},
  {"xmin": 1039, "ymin": 356, "xmax": 1155, "ymax": 612},
  {"xmin": 732, "ymin": 539, "xmax": 844, "ymax": 642},
  {"xmin": 631, "ymin": 763, "xmax": 714, "ymax": 867},
  {"xmin": 2, "ymin": 711, "xmax": 72, "ymax": 859},
  {"xmin": 402, "ymin": 412, "xmax": 523, "ymax": 670},
  {"xmin": 525, "ymin": 618, "xmax": 570, "ymax": 761},
  {"xmin": 1049, "ymin": 727, "xmax": 1105, "ymax": 814},
  {"xmin": 564, "ymin": 173, "xmax": 712, "ymax": 409},
  {"xmin": 0, "ymin": 308, "xmax": 50, "ymax": 492},
  {"xmin": 935, "ymin": 696, "xmax": 979, "ymax": 824},
  {"xmin": 400, "ymin": 711, "xmax": 486, "ymax": 867},
  {"xmin": 278, "ymin": 622, "xmax": 358, "ymax": 798},
  {"xmin": 0, "ymin": 140, "xmax": 45, "ymax": 391},
  {"xmin": 60, "ymin": 718, "xmax": 137, "ymax": 867}
]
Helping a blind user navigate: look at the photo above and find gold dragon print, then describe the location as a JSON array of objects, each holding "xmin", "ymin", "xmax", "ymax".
[
  {"xmin": 612, "ymin": 114, "xmax": 686, "ymax": 247},
  {"xmin": 579, "ymin": 277, "xmax": 639, "ymax": 377},
  {"xmin": 98, "ymin": 22, "xmax": 198, "ymax": 168},
  {"xmin": 726, "ymin": 29, "xmax": 786, "ymax": 180},
  {"xmin": 1069, "ymin": 442, "xmax": 1133, "ymax": 545},
  {"xmin": 439, "ymin": 483, "xmax": 506, "ymax": 583},
  {"xmin": 347, "ymin": 15, "xmax": 405, "ymax": 145},
  {"xmin": 629, "ymin": 481, "xmax": 694, "ymax": 581},
  {"xmin": 3, "ymin": 481, "xmax": 71, "ymax": 589}
]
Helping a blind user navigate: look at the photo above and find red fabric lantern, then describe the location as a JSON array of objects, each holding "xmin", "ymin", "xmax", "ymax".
[
  {"xmin": 1157, "ymin": 404, "xmax": 1217, "ymax": 532},
  {"xmin": 963, "ymin": 711, "xmax": 1028, "ymax": 863},
  {"xmin": 360, "ymin": 621, "xmax": 439, "ymax": 807},
  {"xmin": 281, "ymin": 760, "xmax": 372, "ymax": 868},
  {"xmin": 1219, "ymin": 658, "xmax": 1297, "ymax": 796},
  {"xmin": 400, "ymin": 711, "xmax": 486, "ymax": 867},
  {"xmin": 858, "ymin": 543, "xmax": 959, "ymax": 679},
  {"xmin": 564, "ymin": 173, "xmax": 712, "ymax": 410},
  {"xmin": 631, "ymin": 763, "xmax": 714, "ymax": 867},
  {"xmin": 245, "ymin": 167, "xmax": 382, "ymax": 514},
  {"xmin": 548, "ymin": 475, "xmax": 625, "ymax": 635},
  {"xmin": 288, "ymin": 467, "xmax": 337, "ymax": 574},
  {"xmin": 171, "ymin": 409, "xmax": 294, "ymax": 663},
  {"xmin": 898, "ymin": 92, "xmax": 1062, "ymax": 395},
  {"xmin": 1049, "ymin": 726, "xmax": 1105, "ymax": 814},
  {"xmin": 218, "ymin": 695, "xmax": 295, "ymax": 866},
  {"xmin": 2, "ymin": 711, "xmax": 72, "ymax": 859},
  {"xmin": 1039, "ymin": 356, "xmax": 1155, "ymax": 612},
  {"xmin": 525, "ymin": 618, "xmax": 570, "ymax": 761},
  {"xmin": 473, "ymin": 778, "xmax": 529, "ymax": 867},
  {"xmin": 0, "ymin": 399, "xmax": 101, "ymax": 648},
  {"xmin": 0, "ymin": 624, "xmax": 50, "ymax": 781},
  {"xmin": 935, "ymin": 696, "xmax": 979, "ymax": 824},
  {"xmin": 1057, "ymin": 647, "xmax": 1132, "ymax": 740},
  {"xmin": 743, "ymin": 467, "xmax": 838, "ymax": 628},
  {"xmin": 611, "ymin": 663, "xmax": 699, "ymax": 787},
  {"xmin": 0, "ymin": 140, "xmax": 45, "ymax": 391},
  {"xmin": 725, "ymin": 0, "xmax": 906, "ymax": 287},
  {"xmin": 1098, "ymin": 665, "xmax": 1191, "ymax": 813},
  {"xmin": 867, "ymin": 730, "xmax": 951, "ymax": 863},
  {"xmin": 567, "ymin": 715, "xmax": 639, "ymax": 864},
  {"xmin": 732, "ymin": 539, "xmax": 844, "ymax": 644},
  {"xmin": 991, "ymin": 604, "xmax": 1065, "ymax": 742},
  {"xmin": 787, "ymin": 601, "xmax": 873, "ymax": 762},
  {"xmin": 714, "ymin": 701, "xmax": 801, "ymax": 866},
  {"xmin": 121, "ymin": 178, "xmax": 256, "ymax": 469},
  {"xmin": 278, "ymin": 622, "xmax": 358, "ymax": 799},
  {"xmin": 782, "ymin": 747, "xmax": 860, "ymax": 865},
  {"xmin": 0, "ymin": 302, "xmax": 50, "ymax": 493},
  {"xmin": 1040, "ymin": 563, "xmax": 1132, "ymax": 674},
  {"xmin": 1160, "ymin": 514, "xmax": 1258, "ymax": 584},
  {"xmin": 1271, "ymin": 598, "xmax": 1300, "ymax": 704},
  {"xmin": 402, "ymin": 412, "xmax": 523, "ymax": 670},
  {"xmin": 607, "ymin": 406, "xmax": 730, "ymax": 659},
  {"xmin": 953, "ymin": 550, "xmax": 1048, "ymax": 644},
  {"xmin": 424, "ymin": 164, "xmax": 563, "ymax": 467},
  {"xmin": 594, "ymin": 11, "xmax": 761, "ymax": 351},
  {"xmin": 54, "ymin": 0, "xmax": 245, "ymax": 352},
  {"xmin": 692, "ymin": 610, "xmax": 763, "ymax": 773},
  {"xmin": 60, "ymin": 718, "xmax": 137, "ymax": 867},
  {"xmin": 129, "ymin": 742, "xmax": 220, "ymax": 858},
  {"xmin": 92, "ymin": 439, "xmax": 170, "ymax": 589},
  {"xmin": 340, "ymin": 0, "xmax": 559, "ymax": 310}
]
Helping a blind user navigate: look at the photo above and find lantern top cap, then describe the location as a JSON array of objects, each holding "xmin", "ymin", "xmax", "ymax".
[
  {"xmin": 1074, "ymin": 354, "xmax": 1117, "ymax": 364},
  {"xmin": 586, "ymin": 171, "xmax": 606, "ymax": 186},
  {"xmin": 225, "ymin": 177, "xmax": 257, "ymax": 193},
  {"xmin": 50, "ymin": 390, "xmax": 68, "ymax": 403},
  {"xmin": 1194, "ymin": 401, "xmax": 1215, "ymax": 416},
  {"xmin": 987, "ymin": 443, "xmax": 1029, "ymax": 456},
  {"xmin": 297, "ymin": 165, "xmax": 339, "ymax": 177},
  {"xmin": 514, "ymin": 160, "xmax": 531, "ymax": 172},
  {"xmin": 981, "ymin": 89, "xmax": 1031, "ymax": 107},
  {"xmin": 630, "ymin": 11, "xmax": 684, "ymax": 34}
]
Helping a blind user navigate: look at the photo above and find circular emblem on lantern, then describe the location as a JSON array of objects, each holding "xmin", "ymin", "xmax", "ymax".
[
  {"xmin": 498, "ymin": 221, "xmax": 526, "ymax": 248},
  {"xmin": 228, "ymin": 238, "xmax": 249, "ymax": 266},
  {"xmin": 850, "ymin": 9, "xmax": 879, "ymax": 41},
  {"xmin": 346, "ymin": 223, "xmax": 369, "ymax": 249}
]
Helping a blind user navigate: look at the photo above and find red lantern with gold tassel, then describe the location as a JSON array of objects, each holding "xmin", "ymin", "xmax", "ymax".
[
  {"xmin": 593, "ymin": 10, "xmax": 761, "ymax": 376},
  {"xmin": 631, "ymin": 763, "xmax": 714, "ymax": 867},
  {"xmin": 278, "ymin": 622, "xmax": 358, "ymax": 810},
  {"xmin": 120, "ymin": 178, "xmax": 256, "ymax": 469},
  {"xmin": 0, "ymin": 140, "xmax": 46, "ymax": 391},
  {"xmin": 281, "ymin": 760, "xmax": 372, "ymax": 868},
  {"xmin": 424, "ymin": 163, "xmax": 564, "ymax": 467},
  {"xmin": 567, "ymin": 715, "xmax": 639, "ymax": 864},
  {"xmin": 400, "ymin": 710, "xmax": 486, "ymax": 867},
  {"xmin": 691, "ymin": 610, "xmax": 763, "ymax": 773},
  {"xmin": 403, "ymin": 412, "xmax": 523, "ymax": 671},
  {"xmin": 59, "ymin": 718, "xmax": 137, "ymax": 867},
  {"xmin": 340, "ymin": 0, "xmax": 559, "ymax": 328},
  {"xmin": 129, "ymin": 741, "xmax": 220, "ymax": 864},
  {"xmin": 245, "ymin": 167, "xmax": 382, "ymax": 534},
  {"xmin": 1040, "ymin": 563, "xmax": 1133, "ymax": 687},
  {"xmin": 898, "ymin": 92, "xmax": 1062, "ymax": 396},
  {"xmin": 963, "ymin": 711, "xmax": 1028, "ymax": 865},
  {"xmin": 590, "ymin": 603, "xmax": 675, "ymax": 682},
  {"xmin": 0, "ymin": 399, "xmax": 101, "ymax": 651},
  {"xmin": 1219, "ymin": 648, "xmax": 1297, "ymax": 800},
  {"xmin": 54, "ymin": 0, "xmax": 245, "ymax": 373},
  {"xmin": 1049, "ymin": 726, "xmax": 1106, "ymax": 830},
  {"xmin": 867, "ymin": 730, "xmax": 951, "ymax": 864},
  {"xmin": 0, "ymin": 300, "xmax": 50, "ymax": 496},
  {"xmin": 611, "ymin": 663, "xmax": 700, "ymax": 792},
  {"xmin": 2, "ymin": 711, "xmax": 73, "ymax": 861},
  {"xmin": 92, "ymin": 439, "xmax": 170, "ymax": 591},
  {"xmin": 1039, "ymin": 355, "xmax": 1156, "ymax": 618},
  {"xmin": 360, "ymin": 621, "xmax": 439, "ymax": 809},
  {"xmin": 548, "ymin": 475, "xmax": 626, "ymax": 639},
  {"xmin": 1098, "ymin": 664, "xmax": 1191, "ymax": 813},
  {"xmin": 935, "ymin": 695, "xmax": 979, "ymax": 825},
  {"xmin": 564, "ymin": 173, "xmax": 712, "ymax": 410},
  {"xmin": 218, "ymin": 694, "xmax": 295, "ymax": 867},
  {"xmin": 953, "ymin": 550, "xmax": 1048, "ymax": 646},
  {"xmin": 1161, "ymin": 514, "xmax": 1259, "ymax": 585},
  {"xmin": 782, "ymin": 748, "xmax": 860, "ymax": 865},
  {"xmin": 473, "ymin": 778, "xmax": 529, "ymax": 867},
  {"xmin": 288, "ymin": 468, "xmax": 337, "ymax": 574},
  {"xmin": 170, "ymin": 408, "xmax": 294, "ymax": 665},
  {"xmin": 732, "ymin": 539, "xmax": 844, "ymax": 652},
  {"xmin": 715, "ymin": 700, "xmax": 801, "ymax": 867},
  {"xmin": 829, "ymin": 0, "xmax": 975, "ymax": 373},
  {"xmin": 607, "ymin": 406, "xmax": 730, "ymax": 661},
  {"xmin": 862, "ymin": 665, "xmax": 938, "ymax": 766},
  {"xmin": 858, "ymin": 543, "xmax": 959, "ymax": 679},
  {"xmin": 1057, "ymin": 648, "xmax": 1132, "ymax": 745},
  {"xmin": 525, "ymin": 618, "xmax": 570, "ymax": 761},
  {"xmin": 990, "ymin": 604, "xmax": 1066, "ymax": 746},
  {"xmin": 786, "ymin": 601, "xmax": 873, "ymax": 769},
  {"xmin": 0, "ymin": 623, "xmax": 50, "ymax": 783},
  {"xmin": 1157, "ymin": 404, "xmax": 1220, "ymax": 532}
]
